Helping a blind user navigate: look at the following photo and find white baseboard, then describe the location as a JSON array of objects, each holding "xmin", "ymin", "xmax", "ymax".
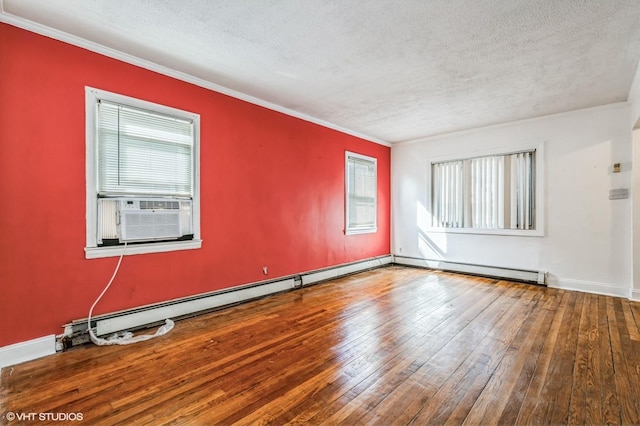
[
  {"xmin": 393, "ymin": 256, "xmax": 545, "ymax": 284},
  {"xmin": 1, "ymin": 259, "xmax": 633, "ymax": 370},
  {"xmin": 59, "ymin": 254, "xmax": 392, "ymax": 348},
  {"xmin": 0, "ymin": 335, "xmax": 56, "ymax": 370},
  {"xmin": 301, "ymin": 255, "xmax": 393, "ymax": 285},
  {"xmin": 96, "ymin": 278, "xmax": 296, "ymax": 336},
  {"xmin": 95, "ymin": 255, "xmax": 392, "ymax": 336},
  {"xmin": 548, "ymin": 277, "xmax": 631, "ymax": 299}
]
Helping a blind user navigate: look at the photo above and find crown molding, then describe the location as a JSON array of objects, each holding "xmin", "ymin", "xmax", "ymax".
[{"xmin": 0, "ymin": 6, "xmax": 391, "ymax": 147}]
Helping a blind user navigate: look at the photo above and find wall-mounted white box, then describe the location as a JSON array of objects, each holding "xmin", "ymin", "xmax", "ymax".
[{"xmin": 609, "ymin": 188, "xmax": 629, "ymax": 200}]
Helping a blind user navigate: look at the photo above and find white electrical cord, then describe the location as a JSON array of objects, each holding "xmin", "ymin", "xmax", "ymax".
[{"xmin": 87, "ymin": 242, "xmax": 174, "ymax": 346}]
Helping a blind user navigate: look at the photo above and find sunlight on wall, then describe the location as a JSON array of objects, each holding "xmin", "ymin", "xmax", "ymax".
[
  {"xmin": 416, "ymin": 200, "xmax": 431, "ymax": 234},
  {"xmin": 417, "ymin": 201, "xmax": 447, "ymax": 258}
]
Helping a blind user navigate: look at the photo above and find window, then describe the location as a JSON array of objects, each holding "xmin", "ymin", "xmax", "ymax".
[
  {"xmin": 345, "ymin": 151, "xmax": 377, "ymax": 234},
  {"xmin": 96, "ymin": 101, "xmax": 194, "ymax": 197},
  {"xmin": 85, "ymin": 87, "xmax": 201, "ymax": 258},
  {"xmin": 430, "ymin": 148, "xmax": 542, "ymax": 235}
]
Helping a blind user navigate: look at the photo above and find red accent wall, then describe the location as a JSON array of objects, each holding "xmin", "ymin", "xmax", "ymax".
[{"xmin": 0, "ymin": 24, "xmax": 390, "ymax": 347}]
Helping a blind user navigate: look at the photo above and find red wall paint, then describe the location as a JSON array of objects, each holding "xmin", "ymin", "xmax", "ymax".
[{"xmin": 0, "ymin": 24, "xmax": 390, "ymax": 347}]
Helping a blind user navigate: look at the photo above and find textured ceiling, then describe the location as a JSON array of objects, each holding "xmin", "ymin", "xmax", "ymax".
[{"xmin": 3, "ymin": 0, "xmax": 640, "ymax": 144}]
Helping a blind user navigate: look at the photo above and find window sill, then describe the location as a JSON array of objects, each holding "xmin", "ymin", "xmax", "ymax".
[
  {"xmin": 425, "ymin": 227, "xmax": 543, "ymax": 237},
  {"xmin": 85, "ymin": 239, "xmax": 202, "ymax": 259},
  {"xmin": 346, "ymin": 227, "xmax": 377, "ymax": 235}
]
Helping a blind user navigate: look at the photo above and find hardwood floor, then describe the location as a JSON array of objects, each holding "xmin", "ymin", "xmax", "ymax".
[{"xmin": 2, "ymin": 266, "xmax": 640, "ymax": 425}]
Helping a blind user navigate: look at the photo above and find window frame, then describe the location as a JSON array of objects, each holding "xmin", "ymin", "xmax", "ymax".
[
  {"xmin": 426, "ymin": 142, "xmax": 545, "ymax": 237},
  {"xmin": 85, "ymin": 87, "xmax": 202, "ymax": 259},
  {"xmin": 345, "ymin": 151, "xmax": 378, "ymax": 235}
]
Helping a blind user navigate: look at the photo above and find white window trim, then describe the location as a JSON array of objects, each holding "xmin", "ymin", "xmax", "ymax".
[
  {"xmin": 345, "ymin": 151, "xmax": 378, "ymax": 235},
  {"xmin": 426, "ymin": 142, "xmax": 545, "ymax": 237},
  {"xmin": 85, "ymin": 87, "xmax": 202, "ymax": 258}
]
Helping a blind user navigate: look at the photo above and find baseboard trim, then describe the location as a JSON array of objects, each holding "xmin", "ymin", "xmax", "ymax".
[
  {"xmin": 0, "ymin": 335, "xmax": 56, "ymax": 370},
  {"xmin": 60, "ymin": 254, "xmax": 393, "ymax": 350},
  {"xmin": 301, "ymin": 255, "xmax": 393, "ymax": 285},
  {"xmin": 393, "ymin": 255, "xmax": 546, "ymax": 285},
  {"xmin": 3, "ymin": 258, "xmax": 632, "ymax": 368},
  {"xmin": 548, "ymin": 277, "xmax": 631, "ymax": 299},
  {"xmin": 96, "ymin": 278, "xmax": 297, "ymax": 337}
]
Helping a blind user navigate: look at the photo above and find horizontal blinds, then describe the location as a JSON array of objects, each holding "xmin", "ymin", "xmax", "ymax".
[
  {"xmin": 347, "ymin": 156, "xmax": 376, "ymax": 229},
  {"xmin": 97, "ymin": 101, "xmax": 194, "ymax": 197}
]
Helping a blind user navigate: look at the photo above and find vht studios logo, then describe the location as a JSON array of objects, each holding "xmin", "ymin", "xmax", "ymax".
[{"xmin": 4, "ymin": 412, "xmax": 84, "ymax": 422}]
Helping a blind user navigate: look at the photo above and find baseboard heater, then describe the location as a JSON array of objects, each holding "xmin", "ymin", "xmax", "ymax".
[
  {"xmin": 59, "ymin": 255, "xmax": 392, "ymax": 350},
  {"xmin": 393, "ymin": 255, "xmax": 546, "ymax": 285}
]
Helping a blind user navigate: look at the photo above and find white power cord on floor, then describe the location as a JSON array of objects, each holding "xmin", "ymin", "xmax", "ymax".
[{"xmin": 87, "ymin": 242, "xmax": 174, "ymax": 346}]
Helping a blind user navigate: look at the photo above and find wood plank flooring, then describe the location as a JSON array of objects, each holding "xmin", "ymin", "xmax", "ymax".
[{"xmin": 3, "ymin": 266, "xmax": 640, "ymax": 424}]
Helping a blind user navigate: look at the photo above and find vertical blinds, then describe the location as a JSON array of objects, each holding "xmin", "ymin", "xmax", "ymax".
[
  {"xmin": 432, "ymin": 150, "xmax": 535, "ymax": 230},
  {"xmin": 510, "ymin": 151, "xmax": 535, "ymax": 230},
  {"xmin": 347, "ymin": 155, "xmax": 377, "ymax": 230},
  {"xmin": 469, "ymin": 155, "xmax": 505, "ymax": 229},
  {"xmin": 97, "ymin": 100, "xmax": 194, "ymax": 197},
  {"xmin": 432, "ymin": 160, "xmax": 464, "ymax": 228}
]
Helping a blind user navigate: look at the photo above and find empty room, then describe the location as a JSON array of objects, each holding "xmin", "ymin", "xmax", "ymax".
[{"xmin": 2, "ymin": 0, "xmax": 640, "ymax": 424}]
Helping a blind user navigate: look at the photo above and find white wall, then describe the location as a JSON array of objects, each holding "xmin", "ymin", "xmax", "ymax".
[
  {"xmin": 392, "ymin": 103, "xmax": 632, "ymax": 297},
  {"xmin": 633, "ymin": 128, "xmax": 640, "ymax": 299},
  {"xmin": 630, "ymin": 62, "xmax": 640, "ymax": 299},
  {"xmin": 629, "ymin": 61, "xmax": 640, "ymax": 128}
]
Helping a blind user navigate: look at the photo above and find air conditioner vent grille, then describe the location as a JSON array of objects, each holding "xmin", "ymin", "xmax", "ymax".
[
  {"xmin": 139, "ymin": 200, "xmax": 180, "ymax": 210},
  {"xmin": 122, "ymin": 210, "xmax": 181, "ymax": 241}
]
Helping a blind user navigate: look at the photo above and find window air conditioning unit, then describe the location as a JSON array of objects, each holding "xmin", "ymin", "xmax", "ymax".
[{"xmin": 98, "ymin": 198, "xmax": 193, "ymax": 245}]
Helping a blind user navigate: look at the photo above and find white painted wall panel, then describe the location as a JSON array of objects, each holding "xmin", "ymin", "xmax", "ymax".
[
  {"xmin": 629, "ymin": 62, "xmax": 640, "ymax": 128},
  {"xmin": 632, "ymin": 128, "xmax": 640, "ymax": 300}
]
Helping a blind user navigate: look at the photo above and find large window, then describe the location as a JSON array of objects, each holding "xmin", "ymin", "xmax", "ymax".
[
  {"xmin": 430, "ymin": 147, "xmax": 542, "ymax": 235},
  {"xmin": 345, "ymin": 151, "xmax": 377, "ymax": 235},
  {"xmin": 85, "ymin": 87, "xmax": 201, "ymax": 258}
]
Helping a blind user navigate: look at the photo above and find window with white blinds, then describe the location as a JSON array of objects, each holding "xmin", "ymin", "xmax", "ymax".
[
  {"xmin": 97, "ymin": 100, "xmax": 194, "ymax": 197},
  {"xmin": 346, "ymin": 152, "xmax": 377, "ymax": 234},
  {"xmin": 432, "ymin": 150, "xmax": 536, "ymax": 230},
  {"xmin": 85, "ymin": 87, "xmax": 201, "ymax": 258}
]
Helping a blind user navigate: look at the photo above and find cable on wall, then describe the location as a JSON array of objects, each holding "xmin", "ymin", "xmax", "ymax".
[{"xmin": 87, "ymin": 242, "xmax": 174, "ymax": 346}]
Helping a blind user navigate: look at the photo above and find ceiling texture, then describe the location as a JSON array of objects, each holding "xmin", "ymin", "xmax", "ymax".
[{"xmin": 3, "ymin": 0, "xmax": 640, "ymax": 144}]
